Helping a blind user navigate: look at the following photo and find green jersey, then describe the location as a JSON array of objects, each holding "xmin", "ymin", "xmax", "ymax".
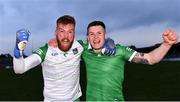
[{"xmin": 80, "ymin": 42, "xmax": 136, "ymax": 101}]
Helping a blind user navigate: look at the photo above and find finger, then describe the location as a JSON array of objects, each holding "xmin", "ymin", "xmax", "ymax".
[
  {"xmin": 111, "ymin": 50, "xmax": 115, "ymax": 55},
  {"xmin": 163, "ymin": 30, "xmax": 170, "ymax": 36},
  {"xmin": 109, "ymin": 50, "xmax": 113, "ymax": 56},
  {"xmin": 169, "ymin": 31, "xmax": 178, "ymax": 40},
  {"xmin": 107, "ymin": 50, "xmax": 111, "ymax": 55}
]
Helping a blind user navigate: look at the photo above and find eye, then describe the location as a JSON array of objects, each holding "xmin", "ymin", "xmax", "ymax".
[
  {"xmin": 89, "ymin": 32, "xmax": 94, "ymax": 35},
  {"xmin": 97, "ymin": 32, "xmax": 103, "ymax": 35},
  {"xmin": 68, "ymin": 30, "xmax": 74, "ymax": 34},
  {"xmin": 58, "ymin": 29, "xmax": 64, "ymax": 33}
]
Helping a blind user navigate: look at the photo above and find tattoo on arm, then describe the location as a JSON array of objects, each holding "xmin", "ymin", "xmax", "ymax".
[{"xmin": 131, "ymin": 52, "xmax": 149, "ymax": 64}]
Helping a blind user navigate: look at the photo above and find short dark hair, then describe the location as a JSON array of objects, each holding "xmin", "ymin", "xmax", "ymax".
[
  {"xmin": 87, "ymin": 21, "xmax": 106, "ymax": 35},
  {"xmin": 56, "ymin": 15, "xmax": 76, "ymax": 26}
]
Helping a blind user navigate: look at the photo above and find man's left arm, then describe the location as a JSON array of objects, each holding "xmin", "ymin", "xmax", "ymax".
[{"xmin": 131, "ymin": 29, "xmax": 178, "ymax": 65}]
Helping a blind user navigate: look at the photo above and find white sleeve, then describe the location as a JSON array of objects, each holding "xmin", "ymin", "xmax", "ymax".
[
  {"xmin": 13, "ymin": 54, "xmax": 42, "ymax": 74},
  {"xmin": 128, "ymin": 51, "xmax": 137, "ymax": 62}
]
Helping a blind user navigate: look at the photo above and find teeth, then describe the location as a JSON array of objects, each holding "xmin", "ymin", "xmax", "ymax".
[
  {"xmin": 62, "ymin": 39, "xmax": 69, "ymax": 42},
  {"xmin": 93, "ymin": 39, "xmax": 100, "ymax": 44}
]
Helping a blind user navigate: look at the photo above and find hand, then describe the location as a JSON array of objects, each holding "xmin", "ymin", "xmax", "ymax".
[
  {"xmin": 48, "ymin": 38, "xmax": 58, "ymax": 48},
  {"xmin": 14, "ymin": 29, "xmax": 30, "ymax": 58},
  {"xmin": 102, "ymin": 37, "xmax": 116, "ymax": 56},
  {"xmin": 163, "ymin": 29, "xmax": 178, "ymax": 46}
]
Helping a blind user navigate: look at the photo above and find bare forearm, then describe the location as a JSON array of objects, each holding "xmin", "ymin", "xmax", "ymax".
[
  {"xmin": 147, "ymin": 43, "xmax": 171, "ymax": 64},
  {"xmin": 131, "ymin": 43, "xmax": 171, "ymax": 65},
  {"xmin": 131, "ymin": 29, "xmax": 178, "ymax": 65}
]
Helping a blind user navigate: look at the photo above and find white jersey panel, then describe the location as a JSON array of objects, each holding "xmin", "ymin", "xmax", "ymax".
[{"xmin": 40, "ymin": 40, "xmax": 83, "ymax": 101}]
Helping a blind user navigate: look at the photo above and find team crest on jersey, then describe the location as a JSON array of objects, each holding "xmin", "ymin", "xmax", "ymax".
[
  {"xmin": 72, "ymin": 48, "xmax": 78, "ymax": 55},
  {"xmin": 36, "ymin": 49, "xmax": 43, "ymax": 55}
]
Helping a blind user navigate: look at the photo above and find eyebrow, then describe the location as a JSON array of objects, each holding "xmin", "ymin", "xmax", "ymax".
[{"xmin": 57, "ymin": 28, "xmax": 74, "ymax": 31}]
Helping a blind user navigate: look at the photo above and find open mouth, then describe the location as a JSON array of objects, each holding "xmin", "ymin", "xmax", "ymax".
[
  {"xmin": 62, "ymin": 39, "xmax": 70, "ymax": 44},
  {"xmin": 93, "ymin": 39, "xmax": 100, "ymax": 45}
]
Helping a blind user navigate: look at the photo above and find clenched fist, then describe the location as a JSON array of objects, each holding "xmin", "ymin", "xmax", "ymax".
[{"xmin": 163, "ymin": 29, "xmax": 178, "ymax": 46}]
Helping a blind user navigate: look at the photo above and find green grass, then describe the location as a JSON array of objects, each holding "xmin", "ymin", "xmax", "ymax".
[
  {"xmin": 123, "ymin": 61, "xmax": 180, "ymax": 101},
  {"xmin": 0, "ymin": 61, "xmax": 180, "ymax": 101},
  {"xmin": 0, "ymin": 67, "xmax": 43, "ymax": 101}
]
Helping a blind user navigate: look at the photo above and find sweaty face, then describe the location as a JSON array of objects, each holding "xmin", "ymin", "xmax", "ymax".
[
  {"xmin": 87, "ymin": 26, "xmax": 106, "ymax": 51},
  {"xmin": 56, "ymin": 23, "xmax": 75, "ymax": 52}
]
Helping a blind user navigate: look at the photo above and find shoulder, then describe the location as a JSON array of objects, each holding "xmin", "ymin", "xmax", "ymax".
[
  {"xmin": 33, "ymin": 43, "xmax": 48, "ymax": 62},
  {"xmin": 77, "ymin": 40, "xmax": 88, "ymax": 45},
  {"xmin": 116, "ymin": 44, "xmax": 126, "ymax": 51},
  {"xmin": 35, "ymin": 43, "xmax": 48, "ymax": 54},
  {"xmin": 77, "ymin": 40, "xmax": 88, "ymax": 49},
  {"xmin": 116, "ymin": 44, "xmax": 135, "ymax": 54}
]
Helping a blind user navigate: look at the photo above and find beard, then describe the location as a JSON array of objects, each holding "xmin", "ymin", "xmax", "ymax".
[{"xmin": 56, "ymin": 38, "xmax": 73, "ymax": 52}]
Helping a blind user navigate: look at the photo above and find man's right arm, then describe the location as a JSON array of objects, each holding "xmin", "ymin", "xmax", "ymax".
[
  {"xmin": 13, "ymin": 29, "xmax": 42, "ymax": 74},
  {"xmin": 13, "ymin": 54, "xmax": 41, "ymax": 74},
  {"xmin": 131, "ymin": 29, "xmax": 178, "ymax": 65}
]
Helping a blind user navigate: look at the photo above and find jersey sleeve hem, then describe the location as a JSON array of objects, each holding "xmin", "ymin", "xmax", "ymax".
[{"xmin": 128, "ymin": 51, "xmax": 137, "ymax": 62}]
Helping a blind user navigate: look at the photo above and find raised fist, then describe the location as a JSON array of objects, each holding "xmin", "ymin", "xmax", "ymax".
[
  {"xmin": 163, "ymin": 29, "xmax": 178, "ymax": 46},
  {"xmin": 14, "ymin": 29, "xmax": 30, "ymax": 58}
]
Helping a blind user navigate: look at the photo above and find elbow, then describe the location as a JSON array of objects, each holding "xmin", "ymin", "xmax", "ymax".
[
  {"xmin": 148, "ymin": 61, "xmax": 156, "ymax": 65},
  {"xmin": 146, "ymin": 59, "xmax": 154, "ymax": 65},
  {"xmin": 13, "ymin": 58, "xmax": 26, "ymax": 74},
  {"xmin": 146, "ymin": 54, "xmax": 160, "ymax": 65},
  {"xmin": 13, "ymin": 67, "xmax": 25, "ymax": 74},
  {"xmin": 14, "ymin": 70, "xmax": 25, "ymax": 74},
  {"xmin": 14, "ymin": 71, "xmax": 24, "ymax": 74},
  {"xmin": 148, "ymin": 59, "xmax": 161, "ymax": 65}
]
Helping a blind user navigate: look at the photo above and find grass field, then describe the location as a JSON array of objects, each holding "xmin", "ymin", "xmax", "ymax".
[
  {"xmin": 0, "ymin": 61, "xmax": 180, "ymax": 101},
  {"xmin": 124, "ymin": 61, "xmax": 180, "ymax": 101},
  {"xmin": 0, "ymin": 66, "xmax": 43, "ymax": 101}
]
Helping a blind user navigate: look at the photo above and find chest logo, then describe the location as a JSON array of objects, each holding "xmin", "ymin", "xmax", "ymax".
[
  {"xmin": 51, "ymin": 52, "xmax": 58, "ymax": 56},
  {"xmin": 72, "ymin": 48, "xmax": 78, "ymax": 55}
]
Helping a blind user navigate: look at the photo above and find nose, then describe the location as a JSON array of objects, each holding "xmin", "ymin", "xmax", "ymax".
[
  {"xmin": 94, "ymin": 34, "xmax": 98, "ymax": 38},
  {"xmin": 64, "ymin": 32, "xmax": 68, "ymax": 38}
]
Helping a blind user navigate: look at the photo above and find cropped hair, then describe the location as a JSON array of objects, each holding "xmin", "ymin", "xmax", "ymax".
[
  {"xmin": 87, "ymin": 21, "xmax": 106, "ymax": 35},
  {"xmin": 56, "ymin": 15, "xmax": 76, "ymax": 26}
]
